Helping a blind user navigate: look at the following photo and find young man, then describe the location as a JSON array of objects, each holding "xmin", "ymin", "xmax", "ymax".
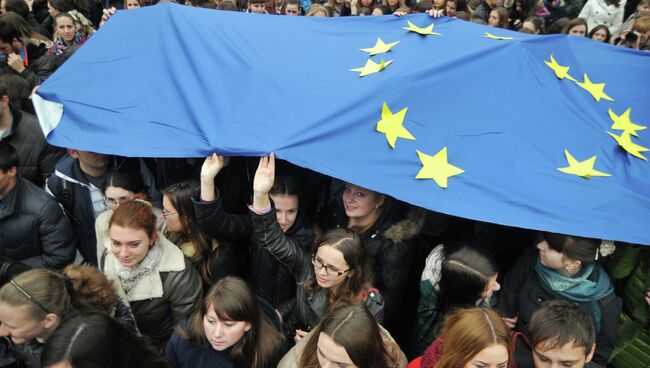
[
  {"xmin": 0, "ymin": 142, "xmax": 75, "ymax": 269},
  {"xmin": 0, "ymin": 18, "xmax": 53, "ymax": 89},
  {"xmin": 529, "ymin": 300, "xmax": 603, "ymax": 368}
]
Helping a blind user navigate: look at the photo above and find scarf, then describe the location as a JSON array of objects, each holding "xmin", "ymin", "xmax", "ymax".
[
  {"xmin": 51, "ymin": 32, "xmax": 86, "ymax": 55},
  {"xmin": 116, "ymin": 244, "xmax": 162, "ymax": 297},
  {"xmin": 535, "ymin": 259, "xmax": 613, "ymax": 331}
]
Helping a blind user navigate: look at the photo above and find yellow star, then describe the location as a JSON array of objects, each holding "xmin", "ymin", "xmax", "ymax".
[
  {"xmin": 607, "ymin": 131, "xmax": 649, "ymax": 161},
  {"xmin": 484, "ymin": 32, "xmax": 514, "ymax": 40},
  {"xmin": 360, "ymin": 38, "xmax": 400, "ymax": 56},
  {"xmin": 576, "ymin": 73, "xmax": 614, "ymax": 102},
  {"xmin": 376, "ymin": 102, "xmax": 414, "ymax": 149},
  {"xmin": 543, "ymin": 53, "xmax": 577, "ymax": 82},
  {"xmin": 608, "ymin": 108, "xmax": 646, "ymax": 137},
  {"xmin": 402, "ymin": 21, "xmax": 442, "ymax": 36},
  {"xmin": 415, "ymin": 148, "xmax": 464, "ymax": 188},
  {"xmin": 350, "ymin": 58, "xmax": 393, "ymax": 77},
  {"xmin": 557, "ymin": 149, "xmax": 611, "ymax": 179}
]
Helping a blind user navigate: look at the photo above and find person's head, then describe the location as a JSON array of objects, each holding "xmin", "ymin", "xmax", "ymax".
[
  {"xmin": 0, "ymin": 74, "xmax": 30, "ymax": 112},
  {"xmin": 632, "ymin": 16, "xmax": 650, "ymax": 46},
  {"xmin": 563, "ymin": 17, "xmax": 588, "ymax": 36},
  {"xmin": 471, "ymin": 16, "xmax": 487, "ymax": 25},
  {"xmin": 54, "ymin": 13, "xmax": 76, "ymax": 43},
  {"xmin": 359, "ymin": 0, "xmax": 374, "ymax": 7},
  {"xmin": 66, "ymin": 149, "xmax": 111, "ymax": 177},
  {"xmin": 218, "ymin": 0, "xmax": 239, "ymax": 10},
  {"xmin": 248, "ymin": 0, "xmax": 266, "ymax": 13},
  {"xmin": 41, "ymin": 313, "xmax": 170, "ymax": 368},
  {"xmin": 0, "ymin": 265, "xmax": 117, "ymax": 344},
  {"xmin": 372, "ymin": 4, "xmax": 391, "ymax": 14},
  {"xmin": 385, "ymin": 0, "xmax": 405, "ymax": 10},
  {"xmin": 433, "ymin": 0, "xmax": 445, "ymax": 10},
  {"xmin": 299, "ymin": 304, "xmax": 392, "ymax": 368},
  {"xmin": 588, "ymin": 24, "xmax": 610, "ymax": 42},
  {"xmin": 436, "ymin": 308, "xmax": 513, "ymax": 368},
  {"xmin": 47, "ymin": 0, "xmax": 74, "ymax": 16},
  {"xmin": 0, "ymin": 11, "xmax": 47, "ymax": 54},
  {"xmin": 184, "ymin": 277, "xmax": 283, "ymax": 368},
  {"xmin": 268, "ymin": 176, "xmax": 300, "ymax": 232},
  {"xmin": 125, "ymin": 0, "xmax": 143, "ymax": 8},
  {"xmin": 342, "ymin": 183, "xmax": 385, "ymax": 230},
  {"xmin": 445, "ymin": 0, "xmax": 456, "ymax": 15},
  {"xmin": 162, "ymin": 180, "xmax": 200, "ymax": 233},
  {"xmin": 522, "ymin": 16, "xmax": 543, "ymax": 34},
  {"xmin": 0, "ymin": 141, "xmax": 18, "ymax": 197},
  {"xmin": 2, "ymin": 0, "xmax": 29, "ymax": 18},
  {"xmin": 637, "ymin": 0, "xmax": 650, "ymax": 17},
  {"xmin": 438, "ymin": 244, "xmax": 500, "ymax": 311},
  {"xmin": 529, "ymin": 300, "xmax": 596, "ymax": 368},
  {"xmin": 103, "ymin": 169, "xmax": 147, "ymax": 211},
  {"xmin": 284, "ymin": 0, "xmax": 300, "ymax": 14},
  {"xmin": 414, "ymin": 0, "xmax": 433, "ymax": 12},
  {"xmin": 306, "ymin": 3, "xmax": 328, "ymax": 15},
  {"xmin": 310, "ymin": 229, "xmax": 371, "ymax": 300},
  {"xmin": 453, "ymin": 10, "xmax": 469, "ymax": 19},
  {"xmin": 535, "ymin": 232, "xmax": 600, "ymax": 274},
  {"xmin": 108, "ymin": 200, "xmax": 158, "ymax": 268},
  {"xmin": 488, "ymin": 7, "xmax": 509, "ymax": 28}
]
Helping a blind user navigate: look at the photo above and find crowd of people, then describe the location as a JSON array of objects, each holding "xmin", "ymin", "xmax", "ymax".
[{"xmin": 0, "ymin": 0, "xmax": 648, "ymax": 367}]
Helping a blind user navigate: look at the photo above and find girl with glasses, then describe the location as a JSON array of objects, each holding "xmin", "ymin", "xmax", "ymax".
[{"xmin": 250, "ymin": 154, "xmax": 382, "ymax": 343}]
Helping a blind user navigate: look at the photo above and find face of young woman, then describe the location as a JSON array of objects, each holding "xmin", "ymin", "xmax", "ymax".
[
  {"xmin": 522, "ymin": 20, "xmax": 538, "ymax": 34},
  {"xmin": 313, "ymin": 245, "xmax": 350, "ymax": 290},
  {"xmin": 125, "ymin": 0, "xmax": 141, "ymax": 8},
  {"xmin": 445, "ymin": 1, "xmax": 456, "ymax": 15},
  {"xmin": 387, "ymin": 0, "xmax": 398, "ymax": 6},
  {"xmin": 109, "ymin": 225, "xmax": 153, "ymax": 267},
  {"xmin": 464, "ymin": 343, "xmax": 509, "ymax": 368},
  {"xmin": 591, "ymin": 28, "xmax": 608, "ymax": 42},
  {"xmin": 104, "ymin": 186, "xmax": 137, "ymax": 210},
  {"xmin": 536, "ymin": 238, "xmax": 567, "ymax": 271},
  {"xmin": 342, "ymin": 184, "xmax": 383, "ymax": 222},
  {"xmin": 360, "ymin": 0, "xmax": 373, "ymax": 7},
  {"xmin": 55, "ymin": 17, "xmax": 76, "ymax": 43},
  {"xmin": 371, "ymin": 7, "xmax": 383, "ymax": 15},
  {"xmin": 481, "ymin": 273, "xmax": 501, "ymax": 299},
  {"xmin": 488, "ymin": 11, "xmax": 500, "ymax": 27},
  {"xmin": 47, "ymin": 2, "xmax": 60, "ymax": 16},
  {"xmin": 162, "ymin": 195, "xmax": 186, "ymax": 232},
  {"xmin": 203, "ymin": 304, "xmax": 251, "ymax": 351},
  {"xmin": 0, "ymin": 303, "xmax": 50, "ymax": 344},
  {"xmin": 433, "ymin": 0, "xmax": 445, "ymax": 8},
  {"xmin": 638, "ymin": 3, "xmax": 650, "ymax": 17},
  {"xmin": 269, "ymin": 194, "xmax": 298, "ymax": 232},
  {"xmin": 317, "ymin": 332, "xmax": 359, "ymax": 368},
  {"xmin": 568, "ymin": 25, "xmax": 587, "ymax": 37}
]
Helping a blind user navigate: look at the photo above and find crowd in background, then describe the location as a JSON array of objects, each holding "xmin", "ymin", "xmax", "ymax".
[{"xmin": 0, "ymin": 0, "xmax": 649, "ymax": 367}]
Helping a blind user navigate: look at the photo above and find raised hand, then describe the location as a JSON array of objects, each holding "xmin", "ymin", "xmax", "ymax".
[
  {"xmin": 253, "ymin": 153, "xmax": 276, "ymax": 197},
  {"xmin": 201, "ymin": 153, "xmax": 226, "ymax": 181}
]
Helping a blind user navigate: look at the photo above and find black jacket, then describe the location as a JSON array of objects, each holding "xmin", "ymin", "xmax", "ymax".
[
  {"xmin": 0, "ymin": 176, "xmax": 75, "ymax": 269},
  {"xmin": 193, "ymin": 190, "xmax": 315, "ymax": 308},
  {"xmin": 1, "ymin": 107, "xmax": 64, "ymax": 187},
  {"xmin": 497, "ymin": 248, "xmax": 622, "ymax": 367}
]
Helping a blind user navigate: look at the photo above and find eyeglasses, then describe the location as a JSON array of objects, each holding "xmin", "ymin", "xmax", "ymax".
[
  {"xmin": 312, "ymin": 255, "xmax": 349, "ymax": 277},
  {"xmin": 104, "ymin": 196, "xmax": 133, "ymax": 207},
  {"xmin": 10, "ymin": 280, "xmax": 50, "ymax": 314},
  {"xmin": 161, "ymin": 209, "xmax": 177, "ymax": 218}
]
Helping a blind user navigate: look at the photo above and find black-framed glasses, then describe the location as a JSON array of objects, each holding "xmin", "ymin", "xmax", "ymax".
[
  {"xmin": 9, "ymin": 280, "xmax": 50, "ymax": 314},
  {"xmin": 311, "ymin": 255, "xmax": 349, "ymax": 277}
]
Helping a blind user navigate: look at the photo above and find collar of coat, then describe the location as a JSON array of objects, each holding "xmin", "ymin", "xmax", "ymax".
[{"xmin": 103, "ymin": 233, "xmax": 186, "ymax": 302}]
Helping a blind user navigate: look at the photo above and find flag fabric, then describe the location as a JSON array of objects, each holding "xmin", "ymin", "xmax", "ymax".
[{"xmin": 34, "ymin": 3, "xmax": 650, "ymax": 245}]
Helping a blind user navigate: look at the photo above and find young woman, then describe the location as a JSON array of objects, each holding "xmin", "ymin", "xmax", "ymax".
[
  {"xmin": 42, "ymin": 313, "xmax": 169, "ymax": 368},
  {"xmin": 50, "ymin": 11, "xmax": 93, "ymax": 55},
  {"xmin": 165, "ymin": 277, "xmax": 286, "ymax": 368},
  {"xmin": 251, "ymin": 154, "xmax": 382, "ymax": 341},
  {"xmin": 497, "ymin": 232, "xmax": 622, "ymax": 366},
  {"xmin": 414, "ymin": 243, "xmax": 501, "ymax": 355},
  {"xmin": 521, "ymin": 16, "xmax": 544, "ymax": 34},
  {"xmin": 579, "ymin": 0, "xmax": 624, "ymax": 36},
  {"xmin": 612, "ymin": 0, "xmax": 650, "ymax": 43},
  {"xmin": 488, "ymin": 7, "xmax": 510, "ymax": 28},
  {"xmin": 162, "ymin": 181, "xmax": 237, "ymax": 288},
  {"xmin": 101, "ymin": 200, "xmax": 203, "ymax": 350},
  {"xmin": 411, "ymin": 307, "xmax": 513, "ymax": 368},
  {"xmin": 194, "ymin": 154, "xmax": 315, "ymax": 308},
  {"xmin": 125, "ymin": 0, "xmax": 143, "ymax": 8},
  {"xmin": 0, "ymin": 265, "xmax": 135, "ymax": 368},
  {"xmin": 563, "ymin": 17, "xmax": 589, "ymax": 36},
  {"xmin": 305, "ymin": 3, "xmax": 329, "ymax": 15},
  {"xmin": 589, "ymin": 24, "xmax": 611, "ymax": 42},
  {"xmin": 278, "ymin": 303, "xmax": 408, "ymax": 368}
]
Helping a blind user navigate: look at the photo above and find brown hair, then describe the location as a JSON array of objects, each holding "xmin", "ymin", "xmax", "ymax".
[
  {"xmin": 0, "ymin": 266, "xmax": 118, "ymax": 321},
  {"xmin": 542, "ymin": 232, "xmax": 600, "ymax": 265},
  {"xmin": 180, "ymin": 277, "xmax": 284, "ymax": 368},
  {"xmin": 529, "ymin": 300, "xmax": 595, "ymax": 355},
  {"xmin": 109, "ymin": 200, "xmax": 157, "ymax": 240},
  {"xmin": 633, "ymin": 16, "xmax": 650, "ymax": 33},
  {"xmin": 436, "ymin": 308, "xmax": 513, "ymax": 368},
  {"xmin": 306, "ymin": 229, "xmax": 373, "ymax": 310},
  {"xmin": 492, "ymin": 7, "xmax": 510, "ymax": 28},
  {"xmin": 299, "ymin": 304, "xmax": 391, "ymax": 368},
  {"xmin": 562, "ymin": 17, "xmax": 588, "ymax": 34}
]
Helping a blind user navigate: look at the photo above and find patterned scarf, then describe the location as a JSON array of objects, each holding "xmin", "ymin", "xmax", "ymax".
[
  {"xmin": 116, "ymin": 244, "xmax": 162, "ymax": 297},
  {"xmin": 51, "ymin": 32, "xmax": 86, "ymax": 55}
]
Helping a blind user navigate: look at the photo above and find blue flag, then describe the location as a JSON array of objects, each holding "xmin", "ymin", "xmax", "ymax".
[{"xmin": 34, "ymin": 4, "xmax": 650, "ymax": 245}]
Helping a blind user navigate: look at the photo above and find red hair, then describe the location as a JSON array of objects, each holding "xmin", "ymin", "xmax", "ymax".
[{"xmin": 109, "ymin": 200, "xmax": 157, "ymax": 239}]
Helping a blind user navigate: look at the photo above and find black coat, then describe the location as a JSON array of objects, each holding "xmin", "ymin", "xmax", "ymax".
[
  {"xmin": 497, "ymin": 248, "xmax": 622, "ymax": 367},
  {"xmin": 165, "ymin": 331, "xmax": 234, "ymax": 368},
  {"xmin": 193, "ymin": 190, "xmax": 315, "ymax": 308},
  {"xmin": 0, "ymin": 176, "xmax": 75, "ymax": 269}
]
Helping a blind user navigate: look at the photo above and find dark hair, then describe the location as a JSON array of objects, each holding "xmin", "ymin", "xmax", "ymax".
[
  {"xmin": 0, "ymin": 11, "xmax": 49, "ymax": 44},
  {"xmin": 374, "ymin": 4, "xmax": 391, "ymax": 13},
  {"xmin": 104, "ymin": 169, "xmax": 146, "ymax": 196},
  {"xmin": 438, "ymin": 244, "xmax": 498, "ymax": 312},
  {"xmin": 284, "ymin": 0, "xmax": 300, "ymax": 10},
  {"xmin": 529, "ymin": 300, "xmax": 595, "ymax": 355},
  {"xmin": 449, "ymin": 0, "xmax": 469, "ymax": 13},
  {"xmin": 48, "ymin": 0, "xmax": 75, "ymax": 12},
  {"xmin": 491, "ymin": 7, "xmax": 510, "ymax": 28},
  {"xmin": 562, "ymin": 17, "xmax": 588, "ymax": 34},
  {"xmin": 269, "ymin": 175, "xmax": 300, "ymax": 198},
  {"xmin": 162, "ymin": 180, "xmax": 218, "ymax": 284},
  {"xmin": 588, "ymin": 24, "xmax": 611, "ymax": 42},
  {"xmin": 0, "ymin": 75, "xmax": 31, "ymax": 112},
  {"xmin": 0, "ymin": 141, "xmax": 19, "ymax": 172},
  {"xmin": 181, "ymin": 277, "xmax": 285, "ymax": 368},
  {"xmin": 218, "ymin": 0, "xmax": 239, "ymax": 9},
  {"xmin": 4, "ymin": 0, "xmax": 29, "ymax": 18},
  {"xmin": 542, "ymin": 232, "xmax": 600, "ymax": 265},
  {"xmin": 358, "ymin": 6, "xmax": 372, "ymax": 14},
  {"xmin": 248, "ymin": 0, "xmax": 265, "ymax": 5},
  {"xmin": 299, "ymin": 304, "xmax": 391, "ymax": 368},
  {"xmin": 453, "ymin": 10, "xmax": 469, "ymax": 20},
  {"xmin": 42, "ymin": 313, "xmax": 170, "ymax": 368},
  {"xmin": 546, "ymin": 17, "xmax": 570, "ymax": 34},
  {"xmin": 523, "ymin": 16, "xmax": 544, "ymax": 33}
]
